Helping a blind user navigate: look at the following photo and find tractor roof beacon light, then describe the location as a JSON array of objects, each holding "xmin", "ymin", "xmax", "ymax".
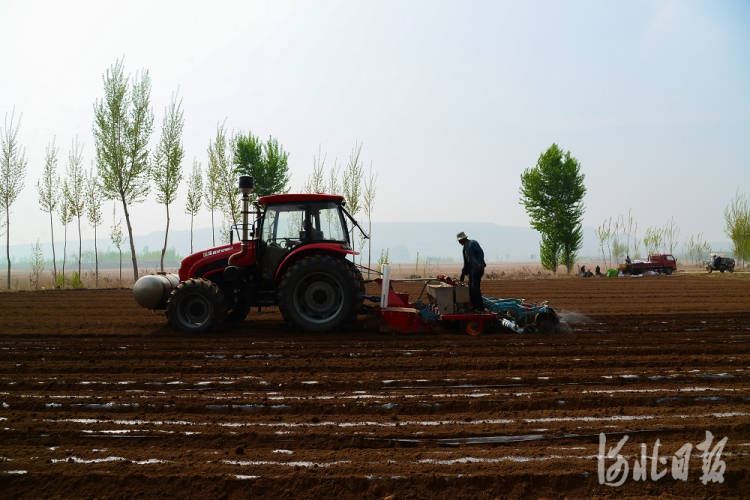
[{"xmin": 238, "ymin": 176, "xmax": 254, "ymax": 249}]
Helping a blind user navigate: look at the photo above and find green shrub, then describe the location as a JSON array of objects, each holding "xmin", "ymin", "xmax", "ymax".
[{"xmin": 71, "ymin": 272, "xmax": 86, "ymax": 289}]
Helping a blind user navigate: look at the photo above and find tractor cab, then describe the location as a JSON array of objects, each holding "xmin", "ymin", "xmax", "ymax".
[{"xmin": 256, "ymin": 195, "xmax": 351, "ymax": 282}]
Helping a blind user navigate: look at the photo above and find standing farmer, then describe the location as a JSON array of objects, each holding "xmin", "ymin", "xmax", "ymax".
[{"xmin": 457, "ymin": 231, "xmax": 486, "ymax": 311}]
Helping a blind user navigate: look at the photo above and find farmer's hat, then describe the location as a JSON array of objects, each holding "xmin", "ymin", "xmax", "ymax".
[{"xmin": 456, "ymin": 231, "xmax": 468, "ymax": 241}]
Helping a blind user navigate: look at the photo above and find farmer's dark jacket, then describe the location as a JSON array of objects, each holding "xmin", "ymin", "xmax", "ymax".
[{"xmin": 462, "ymin": 239, "xmax": 486, "ymax": 275}]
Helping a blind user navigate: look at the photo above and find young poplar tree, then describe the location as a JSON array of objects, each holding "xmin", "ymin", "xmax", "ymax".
[
  {"xmin": 64, "ymin": 137, "xmax": 86, "ymax": 279},
  {"xmin": 342, "ymin": 143, "xmax": 363, "ymax": 217},
  {"xmin": 109, "ymin": 204, "xmax": 124, "ymax": 282},
  {"xmin": 327, "ymin": 161, "xmax": 340, "ymax": 196},
  {"xmin": 724, "ymin": 191, "xmax": 750, "ymax": 268},
  {"xmin": 85, "ymin": 166, "xmax": 103, "ymax": 286},
  {"xmin": 362, "ymin": 163, "xmax": 377, "ymax": 277},
  {"xmin": 342, "ymin": 143, "xmax": 364, "ymax": 261},
  {"xmin": 260, "ymin": 135, "xmax": 290, "ymax": 195},
  {"xmin": 30, "ymin": 240, "xmax": 44, "ymax": 290},
  {"xmin": 37, "ymin": 138, "xmax": 59, "ymax": 280},
  {"xmin": 0, "ymin": 107, "xmax": 27, "ymax": 289},
  {"xmin": 663, "ymin": 217, "xmax": 680, "ymax": 255},
  {"xmin": 93, "ymin": 59, "xmax": 154, "ymax": 281},
  {"xmin": 643, "ymin": 226, "xmax": 664, "ymax": 255},
  {"xmin": 151, "ymin": 92, "xmax": 184, "ymax": 271},
  {"xmin": 204, "ymin": 157, "xmax": 221, "ymax": 247},
  {"xmin": 303, "ymin": 147, "xmax": 326, "ymax": 193},
  {"xmin": 185, "ymin": 159, "xmax": 203, "ymax": 254},
  {"xmin": 58, "ymin": 195, "xmax": 72, "ymax": 285},
  {"xmin": 595, "ymin": 219, "xmax": 611, "ymax": 269},
  {"xmin": 208, "ymin": 122, "xmax": 239, "ymax": 229}
]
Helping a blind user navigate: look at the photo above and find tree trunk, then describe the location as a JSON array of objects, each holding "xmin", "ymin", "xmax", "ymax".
[
  {"xmin": 210, "ymin": 209, "xmax": 215, "ymax": 246},
  {"xmin": 93, "ymin": 224, "xmax": 98, "ymax": 287},
  {"xmin": 121, "ymin": 195, "xmax": 138, "ymax": 282},
  {"xmin": 190, "ymin": 213, "xmax": 194, "ymax": 254},
  {"xmin": 5, "ymin": 207, "xmax": 9, "ymax": 289},
  {"xmin": 77, "ymin": 215, "xmax": 82, "ymax": 278},
  {"xmin": 367, "ymin": 217, "xmax": 372, "ymax": 279},
  {"xmin": 118, "ymin": 249, "xmax": 122, "ymax": 282},
  {"xmin": 49, "ymin": 210, "xmax": 57, "ymax": 280},
  {"xmin": 160, "ymin": 203, "xmax": 170, "ymax": 273},
  {"xmin": 62, "ymin": 224, "xmax": 67, "ymax": 285}
]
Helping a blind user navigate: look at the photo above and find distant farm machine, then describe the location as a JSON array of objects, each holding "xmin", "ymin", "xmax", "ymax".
[
  {"xmin": 618, "ymin": 254, "xmax": 678, "ymax": 275},
  {"xmin": 706, "ymin": 255, "xmax": 735, "ymax": 273},
  {"xmin": 134, "ymin": 176, "xmax": 563, "ymax": 335}
]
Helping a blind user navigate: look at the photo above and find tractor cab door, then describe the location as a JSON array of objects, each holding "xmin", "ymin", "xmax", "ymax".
[
  {"xmin": 258, "ymin": 201, "xmax": 350, "ymax": 283},
  {"xmin": 259, "ymin": 204, "xmax": 306, "ymax": 282}
]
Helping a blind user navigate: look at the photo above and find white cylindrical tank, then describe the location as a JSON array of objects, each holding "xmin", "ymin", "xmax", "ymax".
[
  {"xmin": 380, "ymin": 264, "xmax": 391, "ymax": 308},
  {"xmin": 133, "ymin": 273, "xmax": 180, "ymax": 309}
]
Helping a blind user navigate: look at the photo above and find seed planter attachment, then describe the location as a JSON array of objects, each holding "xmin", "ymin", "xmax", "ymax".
[{"xmin": 369, "ymin": 266, "xmax": 561, "ymax": 335}]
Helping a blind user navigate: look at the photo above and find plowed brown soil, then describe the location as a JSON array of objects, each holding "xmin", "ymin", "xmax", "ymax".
[{"xmin": 1, "ymin": 274, "xmax": 749, "ymax": 498}]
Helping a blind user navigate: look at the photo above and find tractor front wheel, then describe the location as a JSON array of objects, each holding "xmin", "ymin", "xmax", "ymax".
[
  {"xmin": 225, "ymin": 289, "xmax": 251, "ymax": 322},
  {"xmin": 166, "ymin": 278, "xmax": 226, "ymax": 333},
  {"xmin": 278, "ymin": 255, "xmax": 362, "ymax": 332}
]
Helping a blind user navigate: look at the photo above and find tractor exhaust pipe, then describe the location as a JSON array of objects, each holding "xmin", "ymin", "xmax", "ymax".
[{"xmin": 239, "ymin": 176, "xmax": 254, "ymax": 251}]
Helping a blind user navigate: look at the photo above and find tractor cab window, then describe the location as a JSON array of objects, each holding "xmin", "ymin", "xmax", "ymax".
[
  {"xmin": 259, "ymin": 200, "xmax": 349, "ymax": 282},
  {"xmin": 262, "ymin": 204, "xmax": 305, "ymax": 249},
  {"xmin": 310, "ymin": 203, "xmax": 347, "ymax": 242},
  {"xmin": 261, "ymin": 201, "xmax": 349, "ymax": 248}
]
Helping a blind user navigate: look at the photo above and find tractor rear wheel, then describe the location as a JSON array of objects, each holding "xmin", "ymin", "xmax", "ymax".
[
  {"xmin": 344, "ymin": 260, "xmax": 366, "ymax": 315},
  {"xmin": 166, "ymin": 278, "xmax": 226, "ymax": 333},
  {"xmin": 278, "ymin": 255, "xmax": 362, "ymax": 332}
]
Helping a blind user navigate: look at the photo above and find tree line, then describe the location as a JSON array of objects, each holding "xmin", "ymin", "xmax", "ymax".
[
  {"xmin": 1, "ymin": 58, "xmax": 379, "ymax": 289},
  {"xmin": 518, "ymin": 143, "xmax": 747, "ymax": 274},
  {"xmin": 595, "ymin": 195, "xmax": 750, "ymax": 270},
  {"xmin": 6, "ymin": 62, "xmax": 745, "ymax": 285}
]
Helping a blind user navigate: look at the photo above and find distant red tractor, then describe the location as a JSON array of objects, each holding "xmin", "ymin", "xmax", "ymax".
[
  {"xmin": 619, "ymin": 254, "xmax": 678, "ymax": 275},
  {"xmin": 134, "ymin": 176, "xmax": 366, "ymax": 333}
]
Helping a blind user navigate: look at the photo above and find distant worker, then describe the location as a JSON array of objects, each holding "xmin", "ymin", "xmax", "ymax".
[
  {"xmin": 625, "ymin": 255, "xmax": 632, "ymax": 265},
  {"xmin": 595, "ymin": 265, "xmax": 601, "ymax": 276},
  {"xmin": 457, "ymin": 231, "xmax": 486, "ymax": 311}
]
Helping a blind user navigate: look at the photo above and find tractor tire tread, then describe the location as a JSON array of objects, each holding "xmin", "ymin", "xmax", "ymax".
[
  {"xmin": 165, "ymin": 278, "xmax": 226, "ymax": 333},
  {"xmin": 278, "ymin": 255, "xmax": 362, "ymax": 332}
]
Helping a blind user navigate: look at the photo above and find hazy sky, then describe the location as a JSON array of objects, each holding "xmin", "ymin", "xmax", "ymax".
[{"xmin": 1, "ymin": 0, "xmax": 748, "ymax": 251}]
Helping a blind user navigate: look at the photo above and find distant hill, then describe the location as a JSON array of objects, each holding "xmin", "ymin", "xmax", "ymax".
[
  {"xmin": 7, "ymin": 222, "xmax": 735, "ymax": 268},
  {"xmin": 367, "ymin": 222, "xmax": 597, "ymax": 263}
]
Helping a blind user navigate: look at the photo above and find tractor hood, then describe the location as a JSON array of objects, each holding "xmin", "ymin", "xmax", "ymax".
[{"xmin": 179, "ymin": 242, "xmax": 242, "ymax": 281}]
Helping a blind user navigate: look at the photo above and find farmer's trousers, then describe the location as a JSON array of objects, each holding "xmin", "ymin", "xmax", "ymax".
[{"xmin": 469, "ymin": 267, "xmax": 484, "ymax": 310}]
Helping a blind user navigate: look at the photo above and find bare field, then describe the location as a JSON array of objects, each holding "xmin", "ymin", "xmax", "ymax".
[{"xmin": 1, "ymin": 275, "xmax": 749, "ymax": 498}]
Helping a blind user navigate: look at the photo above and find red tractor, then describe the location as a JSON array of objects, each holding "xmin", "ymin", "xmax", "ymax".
[{"xmin": 134, "ymin": 176, "xmax": 365, "ymax": 333}]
